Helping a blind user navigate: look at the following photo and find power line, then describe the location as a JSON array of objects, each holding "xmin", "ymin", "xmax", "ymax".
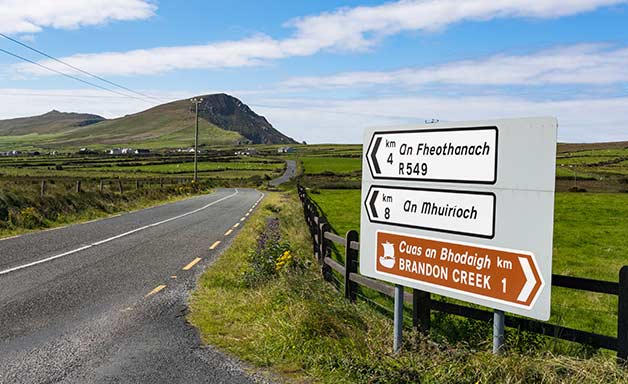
[
  {"xmin": 0, "ymin": 47, "xmax": 152, "ymax": 102},
  {"xmin": 0, "ymin": 91, "xmax": 154, "ymax": 99},
  {"xmin": 0, "ymin": 33, "xmax": 163, "ymax": 102}
]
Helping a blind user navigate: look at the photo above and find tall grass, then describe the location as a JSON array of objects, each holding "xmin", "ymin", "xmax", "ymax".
[
  {"xmin": 0, "ymin": 179, "xmax": 210, "ymax": 237},
  {"xmin": 188, "ymin": 191, "xmax": 627, "ymax": 383}
]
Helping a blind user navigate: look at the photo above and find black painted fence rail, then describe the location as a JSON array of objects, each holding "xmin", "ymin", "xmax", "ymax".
[{"xmin": 297, "ymin": 185, "xmax": 628, "ymax": 362}]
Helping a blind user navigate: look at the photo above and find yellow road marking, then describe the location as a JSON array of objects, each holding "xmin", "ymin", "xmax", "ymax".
[
  {"xmin": 182, "ymin": 257, "xmax": 202, "ymax": 271},
  {"xmin": 209, "ymin": 240, "xmax": 221, "ymax": 250},
  {"xmin": 233, "ymin": 223, "xmax": 240, "ymax": 228},
  {"xmin": 224, "ymin": 229, "xmax": 233, "ymax": 236},
  {"xmin": 145, "ymin": 284, "xmax": 166, "ymax": 297}
]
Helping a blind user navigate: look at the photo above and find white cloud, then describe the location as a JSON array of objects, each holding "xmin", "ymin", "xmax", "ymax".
[
  {"xmin": 283, "ymin": 44, "xmax": 628, "ymax": 88},
  {"xmin": 0, "ymin": 0, "xmax": 155, "ymax": 34},
  {"xmin": 251, "ymin": 95, "xmax": 628, "ymax": 144},
  {"xmin": 284, "ymin": 0, "xmax": 628, "ymax": 51},
  {"xmin": 13, "ymin": 0, "xmax": 628, "ymax": 76},
  {"xmin": 17, "ymin": 36, "xmax": 287, "ymax": 77}
]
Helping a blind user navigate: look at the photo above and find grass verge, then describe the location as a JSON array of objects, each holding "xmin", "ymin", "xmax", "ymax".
[
  {"xmin": 0, "ymin": 182, "xmax": 211, "ymax": 239},
  {"xmin": 188, "ymin": 191, "xmax": 628, "ymax": 383}
]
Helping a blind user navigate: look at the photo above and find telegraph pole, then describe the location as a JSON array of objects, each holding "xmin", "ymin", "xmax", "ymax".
[{"xmin": 190, "ymin": 97, "xmax": 203, "ymax": 182}]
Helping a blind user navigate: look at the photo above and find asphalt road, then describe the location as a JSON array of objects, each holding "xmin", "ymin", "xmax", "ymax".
[
  {"xmin": 269, "ymin": 160, "xmax": 296, "ymax": 187},
  {"xmin": 0, "ymin": 188, "xmax": 267, "ymax": 384}
]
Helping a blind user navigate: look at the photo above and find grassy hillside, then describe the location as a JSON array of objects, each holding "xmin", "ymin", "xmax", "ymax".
[
  {"xmin": 0, "ymin": 93, "xmax": 293, "ymax": 150},
  {"xmin": 0, "ymin": 100, "xmax": 244, "ymax": 151},
  {"xmin": 0, "ymin": 110, "xmax": 104, "ymax": 136},
  {"xmin": 196, "ymin": 93, "xmax": 295, "ymax": 145},
  {"xmin": 44, "ymin": 99, "xmax": 244, "ymax": 149}
]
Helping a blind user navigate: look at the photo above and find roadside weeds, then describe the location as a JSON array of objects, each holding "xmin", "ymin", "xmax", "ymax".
[{"xmin": 188, "ymin": 191, "xmax": 628, "ymax": 384}]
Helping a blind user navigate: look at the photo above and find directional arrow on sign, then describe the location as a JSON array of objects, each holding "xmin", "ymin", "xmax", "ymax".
[
  {"xmin": 369, "ymin": 189, "xmax": 379, "ymax": 218},
  {"xmin": 517, "ymin": 257, "xmax": 538, "ymax": 303},
  {"xmin": 510, "ymin": 254, "xmax": 544, "ymax": 307},
  {"xmin": 370, "ymin": 137, "xmax": 382, "ymax": 174}
]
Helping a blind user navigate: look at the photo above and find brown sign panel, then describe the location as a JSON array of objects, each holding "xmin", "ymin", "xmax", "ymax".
[{"xmin": 375, "ymin": 231, "xmax": 543, "ymax": 307}]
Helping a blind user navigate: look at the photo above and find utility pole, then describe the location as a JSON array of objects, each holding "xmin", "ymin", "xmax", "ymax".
[{"xmin": 190, "ymin": 97, "xmax": 203, "ymax": 182}]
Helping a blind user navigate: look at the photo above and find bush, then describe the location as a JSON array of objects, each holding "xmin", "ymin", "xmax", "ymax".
[
  {"xmin": 9, "ymin": 207, "xmax": 46, "ymax": 229},
  {"xmin": 264, "ymin": 203, "xmax": 282, "ymax": 213},
  {"xmin": 243, "ymin": 217, "xmax": 292, "ymax": 287},
  {"xmin": 0, "ymin": 179, "xmax": 212, "ymax": 235}
]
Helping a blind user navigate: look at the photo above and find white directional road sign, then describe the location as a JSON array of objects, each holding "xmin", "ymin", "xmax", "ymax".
[
  {"xmin": 360, "ymin": 117, "xmax": 557, "ymax": 320},
  {"xmin": 364, "ymin": 185, "xmax": 495, "ymax": 238},
  {"xmin": 366, "ymin": 126, "xmax": 498, "ymax": 184}
]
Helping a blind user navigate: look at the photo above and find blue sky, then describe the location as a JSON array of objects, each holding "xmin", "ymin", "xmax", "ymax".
[{"xmin": 1, "ymin": 0, "xmax": 628, "ymax": 143}]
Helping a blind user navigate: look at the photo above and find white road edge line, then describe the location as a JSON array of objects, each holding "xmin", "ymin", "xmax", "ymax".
[{"xmin": 0, "ymin": 189, "xmax": 240, "ymax": 276}]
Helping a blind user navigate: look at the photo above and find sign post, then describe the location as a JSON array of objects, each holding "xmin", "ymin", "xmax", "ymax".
[
  {"xmin": 493, "ymin": 310, "xmax": 505, "ymax": 354},
  {"xmin": 360, "ymin": 117, "xmax": 557, "ymax": 352},
  {"xmin": 393, "ymin": 284, "xmax": 403, "ymax": 353}
]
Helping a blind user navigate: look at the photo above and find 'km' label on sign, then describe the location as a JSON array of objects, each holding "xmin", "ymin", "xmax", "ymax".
[
  {"xmin": 366, "ymin": 127, "xmax": 498, "ymax": 184},
  {"xmin": 376, "ymin": 231, "xmax": 543, "ymax": 308}
]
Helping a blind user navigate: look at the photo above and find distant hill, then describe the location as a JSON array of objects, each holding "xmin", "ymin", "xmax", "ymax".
[
  {"xmin": 0, "ymin": 110, "xmax": 105, "ymax": 136},
  {"xmin": 557, "ymin": 141, "xmax": 628, "ymax": 153},
  {"xmin": 0, "ymin": 94, "xmax": 295, "ymax": 150},
  {"xmin": 196, "ymin": 94, "xmax": 294, "ymax": 145}
]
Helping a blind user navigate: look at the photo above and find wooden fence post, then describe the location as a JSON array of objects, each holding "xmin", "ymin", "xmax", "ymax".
[
  {"xmin": 40, "ymin": 180, "xmax": 46, "ymax": 198},
  {"xmin": 319, "ymin": 218, "xmax": 328, "ymax": 259},
  {"xmin": 320, "ymin": 218, "xmax": 331, "ymax": 281},
  {"xmin": 160, "ymin": 178, "xmax": 163, "ymax": 189},
  {"xmin": 618, "ymin": 265, "xmax": 628, "ymax": 364},
  {"xmin": 413, "ymin": 289, "xmax": 431, "ymax": 335},
  {"xmin": 75, "ymin": 180, "xmax": 81, "ymax": 193},
  {"xmin": 344, "ymin": 230, "xmax": 359, "ymax": 302},
  {"xmin": 313, "ymin": 215, "xmax": 320, "ymax": 259},
  {"xmin": 118, "ymin": 179, "xmax": 123, "ymax": 194},
  {"xmin": 99, "ymin": 179, "xmax": 104, "ymax": 192},
  {"xmin": 306, "ymin": 200, "xmax": 313, "ymax": 227},
  {"xmin": 136, "ymin": 180, "xmax": 140, "ymax": 190}
]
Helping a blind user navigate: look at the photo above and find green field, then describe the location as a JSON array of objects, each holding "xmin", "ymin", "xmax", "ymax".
[
  {"xmin": 0, "ymin": 154, "xmax": 284, "ymax": 180},
  {"xmin": 295, "ymin": 143, "xmax": 628, "ymax": 192},
  {"xmin": 301, "ymin": 156, "xmax": 362, "ymax": 175},
  {"xmin": 308, "ymin": 189, "xmax": 626, "ymax": 339},
  {"xmin": 0, "ymin": 151, "xmax": 288, "ymax": 234}
]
